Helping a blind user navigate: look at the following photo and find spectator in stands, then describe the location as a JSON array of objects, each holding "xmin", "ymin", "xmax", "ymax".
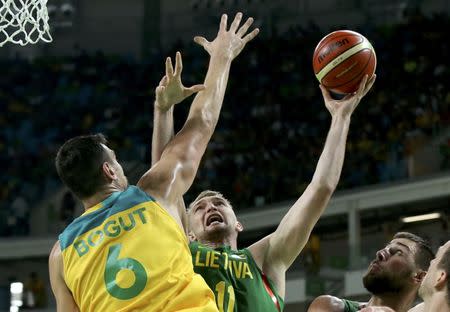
[{"xmin": 1, "ymin": 11, "xmax": 449, "ymax": 236}]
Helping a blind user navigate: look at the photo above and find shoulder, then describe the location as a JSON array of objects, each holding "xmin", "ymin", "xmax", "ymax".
[
  {"xmin": 136, "ymin": 163, "xmax": 169, "ymax": 200},
  {"xmin": 189, "ymin": 241, "xmax": 201, "ymax": 250},
  {"xmin": 49, "ymin": 240, "xmax": 62, "ymax": 261},
  {"xmin": 49, "ymin": 241, "xmax": 63, "ymax": 275},
  {"xmin": 241, "ymin": 247, "xmax": 259, "ymax": 264},
  {"xmin": 119, "ymin": 186, "xmax": 161, "ymax": 210},
  {"xmin": 124, "ymin": 185, "xmax": 156, "ymax": 200},
  {"xmin": 247, "ymin": 235, "xmax": 272, "ymax": 267},
  {"xmin": 308, "ymin": 295, "xmax": 345, "ymax": 312},
  {"xmin": 408, "ymin": 302, "xmax": 425, "ymax": 312}
]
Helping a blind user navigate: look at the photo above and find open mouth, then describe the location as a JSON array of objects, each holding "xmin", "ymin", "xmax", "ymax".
[{"xmin": 206, "ymin": 214, "xmax": 224, "ymax": 226}]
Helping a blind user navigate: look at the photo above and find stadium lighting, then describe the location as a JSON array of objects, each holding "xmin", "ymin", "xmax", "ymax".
[
  {"xmin": 10, "ymin": 282, "xmax": 23, "ymax": 308},
  {"xmin": 401, "ymin": 212, "xmax": 442, "ymax": 223},
  {"xmin": 10, "ymin": 282, "xmax": 23, "ymax": 295}
]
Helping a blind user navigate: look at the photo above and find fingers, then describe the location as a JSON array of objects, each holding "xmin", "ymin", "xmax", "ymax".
[
  {"xmin": 165, "ymin": 56, "xmax": 174, "ymax": 79},
  {"xmin": 362, "ymin": 74, "xmax": 376, "ymax": 96},
  {"xmin": 342, "ymin": 93, "xmax": 354, "ymax": 101},
  {"xmin": 319, "ymin": 84, "xmax": 333, "ymax": 102},
  {"xmin": 156, "ymin": 85, "xmax": 165, "ymax": 93},
  {"xmin": 242, "ymin": 28, "xmax": 260, "ymax": 43},
  {"xmin": 355, "ymin": 74, "xmax": 369, "ymax": 97},
  {"xmin": 155, "ymin": 85, "xmax": 165, "ymax": 99},
  {"xmin": 229, "ymin": 12, "xmax": 243, "ymax": 33},
  {"xmin": 174, "ymin": 51, "xmax": 183, "ymax": 76},
  {"xmin": 194, "ymin": 36, "xmax": 209, "ymax": 48},
  {"xmin": 159, "ymin": 75, "xmax": 168, "ymax": 87},
  {"xmin": 184, "ymin": 84, "xmax": 206, "ymax": 96},
  {"xmin": 236, "ymin": 17, "xmax": 254, "ymax": 37},
  {"xmin": 219, "ymin": 14, "xmax": 228, "ymax": 32}
]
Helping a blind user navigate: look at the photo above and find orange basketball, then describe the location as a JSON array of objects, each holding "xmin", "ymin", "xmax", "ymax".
[{"xmin": 313, "ymin": 30, "xmax": 376, "ymax": 94}]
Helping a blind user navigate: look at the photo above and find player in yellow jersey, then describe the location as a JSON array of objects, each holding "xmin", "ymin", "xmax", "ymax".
[{"xmin": 48, "ymin": 12, "xmax": 259, "ymax": 312}]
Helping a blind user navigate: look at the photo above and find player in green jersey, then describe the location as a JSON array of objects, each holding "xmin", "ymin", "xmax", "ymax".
[
  {"xmin": 151, "ymin": 21, "xmax": 376, "ymax": 310},
  {"xmin": 308, "ymin": 232, "xmax": 434, "ymax": 312}
]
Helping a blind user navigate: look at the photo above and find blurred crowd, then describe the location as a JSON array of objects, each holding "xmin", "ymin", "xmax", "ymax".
[{"xmin": 0, "ymin": 11, "xmax": 449, "ymax": 236}]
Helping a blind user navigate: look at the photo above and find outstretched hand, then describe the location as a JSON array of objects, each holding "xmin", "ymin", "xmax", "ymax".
[
  {"xmin": 155, "ymin": 51, "xmax": 206, "ymax": 112},
  {"xmin": 194, "ymin": 12, "xmax": 259, "ymax": 61},
  {"xmin": 321, "ymin": 74, "xmax": 376, "ymax": 118}
]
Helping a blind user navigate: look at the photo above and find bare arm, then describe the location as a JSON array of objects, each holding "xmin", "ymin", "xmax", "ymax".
[
  {"xmin": 49, "ymin": 241, "xmax": 80, "ymax": 312},
  {"xmin": 249, "ymin": 75, "xmax": 376, "ymax": 295},
  {"xmin": 151, "ymin": 56, "xmax": 206, "ymax": 165},
  {"xmin": 152, "ymin": 104, "xmax": 174, "ymax": 166},
  {"xmin": 139, "ymin": 13, "xmax": 259, "ymax": 210}
]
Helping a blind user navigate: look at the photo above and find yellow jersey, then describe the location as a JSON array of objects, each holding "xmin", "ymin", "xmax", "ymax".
[{"xmin": 59, "ymin": 186, "xmax": 217, "ymax": 311}]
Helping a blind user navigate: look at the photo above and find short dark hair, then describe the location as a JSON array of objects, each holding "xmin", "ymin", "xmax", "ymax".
[
  {"xmin": 437, "ymin": 243, "xmax": 450, "ymax": 306},
  {"xmin": 393, "ymin": 232, "xmax": 435, "ymax": 271},
  {"xmin": 55, "ymin": 134, "xmax": 110, "ymax": 199}
]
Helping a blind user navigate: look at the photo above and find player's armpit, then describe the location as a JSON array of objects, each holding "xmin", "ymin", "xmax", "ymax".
[
  {"xmin": 307, "ymin": 295, "xmax": 345, "ymax": 312},
  {"xmin": 49, "ymin": 241, "xmax": 80, "ymax": 312}
]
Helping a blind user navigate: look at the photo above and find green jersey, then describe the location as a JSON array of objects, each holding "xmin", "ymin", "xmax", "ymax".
[
  {"xmin": 190, "ymin": 241, "xmax": 284, "ymax": 312},
  {"xmin": 342, "ymin": 299, "xmax": 362, "ymax": 312}
]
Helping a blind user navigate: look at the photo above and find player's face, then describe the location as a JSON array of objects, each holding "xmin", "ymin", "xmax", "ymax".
[
  {"xmin": 188, "ymin": 195, "xmax": 240, "ymax": 241},
  {"xmin": 419, "ymin": 240, "xmax": 450, "ymax": 299},
  {"xmin": 363, "ymin": 238, "xmax": 419, "ymax": 294}
]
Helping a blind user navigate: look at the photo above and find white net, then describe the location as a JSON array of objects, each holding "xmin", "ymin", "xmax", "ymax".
[{"xmin": 0, "ymin": 0, "xmax": 52, "ymax": 46}]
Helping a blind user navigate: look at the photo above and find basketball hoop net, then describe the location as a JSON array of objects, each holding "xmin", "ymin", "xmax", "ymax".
[{"xmin": 0, "ymin": 0, "xmax": 52, "ymax": 46}]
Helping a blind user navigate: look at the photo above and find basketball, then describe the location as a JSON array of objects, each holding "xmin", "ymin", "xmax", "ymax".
[{"xmin": 313, "ymin": 30, "xmax": 376, "ymax": 94}]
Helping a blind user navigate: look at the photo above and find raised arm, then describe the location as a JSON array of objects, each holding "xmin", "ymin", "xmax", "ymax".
[
  {"xmin": 49, "ymin": 242, "xmax": 80, "ymax": 312},
  {"xmin": 151, "ymin": 54, "xmax": 205, "ymax": 165},
  {"xmin": 249, "ymin": 75, "xmax": 376, "ymax": 297},
  {"xmin": 139, "ymin": 13, "xmax": 259, "ymax": 213}
]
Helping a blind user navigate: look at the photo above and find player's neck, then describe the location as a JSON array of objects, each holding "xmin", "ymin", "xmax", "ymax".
[
  {"xmin": 369, "ymin": 289, "xmax": 416, "ymax": 312},
  {"xmin": 201, "ymin": 235, "xmax": 238, "ymax": 250},
  {"xmin": 424, "ymin": 292, "xmax": 450, "ymax": 312},
  {"xmin": 82, "ymin": 186, "xmax": 122, "ymax": 210}
]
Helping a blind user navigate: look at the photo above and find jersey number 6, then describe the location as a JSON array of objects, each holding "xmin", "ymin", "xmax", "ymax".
[{"xmin": 104, "ymin": 243, "xmax": 148, "ymax": 300}]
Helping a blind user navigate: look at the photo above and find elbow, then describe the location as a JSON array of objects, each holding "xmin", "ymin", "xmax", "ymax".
[
  {"xmin": 188, "ymin": 109, "xmax": 216, "ymax": 136},
  {"xmin": 191, "ymin": 102, "xmax": 218, "ymax": 132}
]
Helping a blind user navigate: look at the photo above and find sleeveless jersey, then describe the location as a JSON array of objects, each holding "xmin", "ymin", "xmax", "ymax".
[
  {"xmin": 59, "ymin": 186, "xmax": 217, "ymax": 312},
  {"xmin": 342, "ymin": 299, "xmax": 361, "ymax": 312},
  {"xmin": 190, "ymin": 241, "xmax": 284, "ymax": 312}
]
